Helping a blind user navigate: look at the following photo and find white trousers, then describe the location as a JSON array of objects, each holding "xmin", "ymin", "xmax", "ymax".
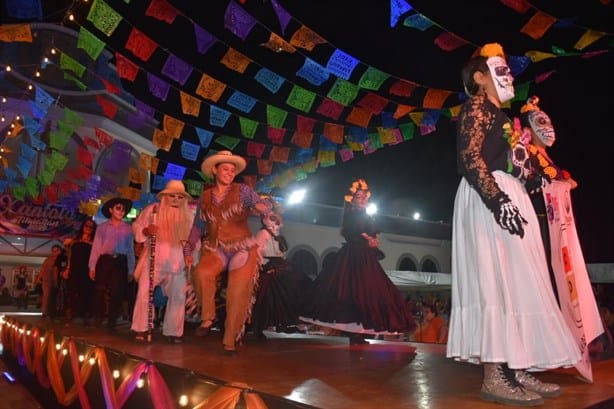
[{"xmin": 131, "ymin": 269, "xmax": 186, "ymax": 337}]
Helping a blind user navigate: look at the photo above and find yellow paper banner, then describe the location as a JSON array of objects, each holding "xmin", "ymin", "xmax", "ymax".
[
  {"xmin": 290, "ymin": 25, "xmax": 326, "ymax": 51},
  {"xmin": 220, "ymin": 48, "xmax": 252, "ymax": 74},
  {"xmin": 163, "ymin": 115, "xmax": 185, "ymax": 139},
  {"xmin": 152, "ymin": 128, "xmax": 173, "ymax": 151},
  {"xmin": 196, "ymin": 74, "xmax": 226, "ymax": 102},
  {"xmin": 140, "ymin": 152, "xmax": 159, "ymax": 173},
  {"xmin": 574, "ymin": 29, "xmax": 606, "ymax": 50},
  {"xmin": 0, "ymin": 24, "xmax": 32, "ymax": 42},
  {"xmin": 260, "ymin": 32, "xmax": 296, "ymax": 53},
  {"xmin": 180, "ymin": 91, "xmax": 201, "ymax": 117}
]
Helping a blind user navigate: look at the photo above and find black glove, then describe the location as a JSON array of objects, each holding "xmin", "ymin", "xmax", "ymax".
[{"xmin": 494, "ymin": 197, "xmax": 528, "ymax": 238}]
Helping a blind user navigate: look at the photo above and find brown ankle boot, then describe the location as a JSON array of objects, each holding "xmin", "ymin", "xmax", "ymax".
[{"xmin": 480, "ymin": 364, "xmax": 544, "ymax": 406}]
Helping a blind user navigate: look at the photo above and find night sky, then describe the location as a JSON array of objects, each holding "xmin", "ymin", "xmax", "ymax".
[
  {"xmin": 1, "ymin": 0, "xmax": 612, "ymax": 262},
  {"xmin": 272, "ymin": 1, "xmax": 613, "ymax": 263}
]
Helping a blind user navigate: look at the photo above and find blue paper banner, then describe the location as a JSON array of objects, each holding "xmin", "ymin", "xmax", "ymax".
[
  {"xmin": 296, "ymin": 58, "xmax": 330, "ymax": 86},
  {"xmin": 326, "ymin": 49, "xmax": 359, "ymax": 81},
  {"xmin": 164, "ymin": 163, "xmax": 187, "ymax": 180},
  {"xmin": 180, "ymin": 140, "xmax": 200, "ymax": 161},
  {"xmin": 227, "ymin": 91, "xmax": 257, "ymax": 113},
  {"xmin": 209, "ymin": 106, "xmax": 231, "ymax": 127},
  {"xmin": 195, "ymin": 127, "xmax": 214, "ymax": 147},
  {"xmin": 254, "ymin": 68, "xmax": 284, "ymax": 93}
]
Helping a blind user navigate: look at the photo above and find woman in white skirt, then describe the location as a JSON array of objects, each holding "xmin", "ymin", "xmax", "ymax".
[{"xmin": 445, "ymin": 43, "xmax": 580, "ymax": 407}]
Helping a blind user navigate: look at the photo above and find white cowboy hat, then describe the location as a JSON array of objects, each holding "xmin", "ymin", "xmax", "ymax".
[
  {"xmin": 200, "ymin": 150, "xmax": 246, "ymax": 178},
  {"xmin": 157, "ymin": 179, "xmax": 192, "ymax": 199}
]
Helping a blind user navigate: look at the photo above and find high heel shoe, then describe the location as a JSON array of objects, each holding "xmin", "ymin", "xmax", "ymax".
[{"xmin": 195, "ymin": 320, "xmax": 214, "ymax": 337}]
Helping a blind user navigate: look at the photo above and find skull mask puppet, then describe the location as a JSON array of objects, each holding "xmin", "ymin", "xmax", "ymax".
[
  {"xmin": 529, "ymin": 110, "xmax": 556, "ymax": 147},
  {"xmin": 261, "ymin": 211, "xmax": 283, "ymax": 237}
]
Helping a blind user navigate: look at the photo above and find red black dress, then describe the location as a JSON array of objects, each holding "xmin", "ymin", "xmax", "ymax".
[{"xmin": 299, "ymin": 205, "xmax": 415, "ymax": 335}]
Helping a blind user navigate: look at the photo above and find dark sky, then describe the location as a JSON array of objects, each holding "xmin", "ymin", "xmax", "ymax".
[
  {"xmin": 270, "ymin": 1, "xmax": 613, "ymax": 263},
  {"xmin": 1, "ymin": 0, "xmax": 612, "ymax": 262}
]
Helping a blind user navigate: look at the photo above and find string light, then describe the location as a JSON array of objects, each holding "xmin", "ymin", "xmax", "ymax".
[
  {"xmin": 178, "ymin": 395, "xmax": 189, "ymax": 407},
  {"xmin": 88, "ymin": 357, "xmax": 96, "ymax": 365},
  {"xmin": 136, "ymin": 376, "xmax": 145, "ymax": 389},
  {"xmin": 78, "ymin": 354, "xmax": 85, "ymax": 362},
  {"xmin": 112, "ymin": 370, "xmax": 120, "ymax": 379},
  {"xmin": 55, "ymin": 343, "xmax": 61, "ymax": 350},
  {"xmin": 62, "ymin": 349, "xmax": 68, "ymax": 356}
]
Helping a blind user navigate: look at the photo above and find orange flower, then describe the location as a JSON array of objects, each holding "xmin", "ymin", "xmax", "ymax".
[{"xmin": 480, "ymin": 43, "xmax": 505, "ymax": 58}]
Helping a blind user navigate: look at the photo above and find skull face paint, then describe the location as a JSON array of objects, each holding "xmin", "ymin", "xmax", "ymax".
[
  {"xmin": 529, "ymin": 110, "xmax": 556, "ymax": 147},
  {"xmin": 262, "ymin": 212, "xmax": 283, "ymax": 236},
  {"xmin": 486, "ymin": 56, "xmax": 514, "ymax": 103}
]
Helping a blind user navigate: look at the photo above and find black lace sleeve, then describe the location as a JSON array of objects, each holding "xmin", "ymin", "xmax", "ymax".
[
  {"xmin": 457, "ymin": 96, "xmax": 508, "ymax": 212},
  {"xmin": 341, "ymin": 207, "xmax": 374, "ymax": 241}
]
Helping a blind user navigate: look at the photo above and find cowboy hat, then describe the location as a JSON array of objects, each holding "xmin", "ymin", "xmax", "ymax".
[
  {"xmin": 101, "ymin": 197, "xmax": 133, "ymax": 218},
  {"xmin": 157, "ymin": 179, "xmax": 192, "ymax": 199},
  {"xmin": 200, "ymin": 150, "xmax": 246, "ymax": 178}
]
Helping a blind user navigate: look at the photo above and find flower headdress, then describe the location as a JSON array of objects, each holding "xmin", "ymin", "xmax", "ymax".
[
  {"xmin": 520, "ymin": 95, "xmax": 540, "ymax": 114},
  {"xmin": 479, "ymin": 43, "xmax": 505, "ymax": 58},
  {"xmin": 344, "ymin": 178, "xmax": 371, "ymax": 203},
  {"xmin": 503, "ymin": 117, "xmax": 530, "ymax": 147},
  {"xmin": 259, "ymin": 193, "xmax": 283, "ymax": 214}
]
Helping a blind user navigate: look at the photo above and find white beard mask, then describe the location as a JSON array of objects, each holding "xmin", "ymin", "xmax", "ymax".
[
  {"xmin": 529, "ymin": 110, "xmax": 556, "ymax": 147},
  {"xmin": 486, "ymin": 56, "xmax": 514, "ymax": 103}
]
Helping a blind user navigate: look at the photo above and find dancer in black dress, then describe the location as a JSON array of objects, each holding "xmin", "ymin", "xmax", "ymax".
[
  {"xmin": 299, "ymin": 178, "xmax": 415, "ymax": 344},
  {"xmin": 62, "ymin": 218, "xmax": 97, "ymax": 326},
  {"xmin": 251, "ymin": 199, "xmax": 312, "ymax": 338}
]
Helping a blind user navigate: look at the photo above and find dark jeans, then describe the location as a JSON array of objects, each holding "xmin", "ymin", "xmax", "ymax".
[
  {"xmin": 66, "ymin": 275, "xmax": 95, "ymax": 320},
  {"xmin": 93, "ymin": 255, "xmax": 128, "ymax": 326}
]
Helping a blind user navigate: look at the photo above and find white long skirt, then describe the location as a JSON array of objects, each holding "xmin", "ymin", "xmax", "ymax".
[{"xmin": 445, "ymin": 171, "xmax": 580, "ymax": 370}]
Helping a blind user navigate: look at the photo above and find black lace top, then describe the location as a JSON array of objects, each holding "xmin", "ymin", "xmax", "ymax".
[
  {"xmin": 341, "ymin": 206, "xmax": 378, "ymax": 242},
  {"xmin": 457, "ymin": 95, "xmax": 515, "ymax": 212}
]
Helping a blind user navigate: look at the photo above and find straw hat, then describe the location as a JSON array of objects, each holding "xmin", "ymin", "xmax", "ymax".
[
  {"xmin": 200, "ymin": 150, "xmax": 246, "ymax": 178},
  {"xmin": 156, "ymin": 179, "xmax": 192, "ymax": 199},
  {"xmin": 101, "ymin": 197, "xmax": 133, "ymax": 218}
]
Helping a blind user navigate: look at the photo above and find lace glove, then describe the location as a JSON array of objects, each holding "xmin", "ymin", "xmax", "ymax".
[{"xmin": 494, "ymin": 196, "xmax": 528, "ymax": 238}]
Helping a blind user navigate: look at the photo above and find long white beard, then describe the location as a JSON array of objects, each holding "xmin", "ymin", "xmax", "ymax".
[{"xmin": 156, "ymin": 202, "xmax": 192, "ymax": 245}]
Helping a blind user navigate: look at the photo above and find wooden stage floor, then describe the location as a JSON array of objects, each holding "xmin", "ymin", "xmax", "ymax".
[{"xmin": 2, "ymin": 313, "xmax": 614, "ymax": 409}]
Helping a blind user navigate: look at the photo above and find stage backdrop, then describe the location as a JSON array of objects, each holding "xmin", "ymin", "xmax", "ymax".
[{"xmin": 0, "ymin": 193, "xmax": 87, "ymax": 238}]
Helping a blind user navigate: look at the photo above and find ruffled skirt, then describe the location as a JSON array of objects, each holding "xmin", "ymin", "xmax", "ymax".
[{"xmin": 445, "ymin": 172, "xmax": 580, "ymax": 370}]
